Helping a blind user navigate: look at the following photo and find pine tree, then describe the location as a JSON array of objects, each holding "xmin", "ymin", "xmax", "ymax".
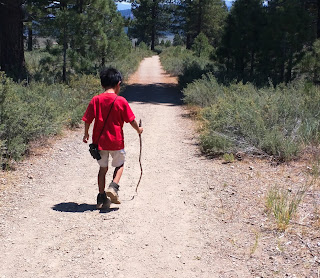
[
  {"xmin": 192, "ymin": 32, "xmax": 213, "ymax": 57},
  {"xmin": 262, "ymin": 0, "xmax": 313, "ymax": 83},
  {"xmin": 24, "ymin": 0, "xmax": 48, "ymax": 51},
  {"xmin": 129, "ymin": 0, "xmax": 171, "ymax": 50},
  {"xmin": 219, "ymin": 0, "xmax": 265, "ymax": 82},
  {"xmin": 41, "ymin": 0, "xmax": 129, "ymax": 81},
  {"xmin": 0, "ymin": 0, "xmax": 26, "ymax": 80},
  {"xmin": 175, "ymin": 0, "xmax": 227, "ymax": 49}
]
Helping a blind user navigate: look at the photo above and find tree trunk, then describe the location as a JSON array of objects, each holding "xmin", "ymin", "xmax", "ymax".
[
  {"xmin": 62, "ymin": 27, "xmax": 67, "ymax": 83},
  {"xmin": 151, "ymin": 0, "xmax": 157, "ymax": 51},
  {"xmin": 250, "ymin": 50, "xmax": 255, "ymax": 80},
  {"xmin": 318, "ymin": 0, "xmax": 320, "ymax": 38},
  {"xmin": 197, "ymin": 0, "xmax": 203, "ymax": 35},
  {"xmin": 0, "ymin": 0, "xmax": 26, "ymax": 81},
  {"xmin": 286, "ymin": 49, "xmax": 293, "ymax": 83},
  {"xmin": 28, "ymin": 26, "xmax": 33, "ymax": 51},
  {"xmin": 61, "ymin": 0, "xmax": 67, "ymax": 82},
  {"xmin": 77, "ymin": 0, "xmax": 84, "ymax": 13},
  {"xmin": 186, "ymin": 34, "xmax": 192, "ymax": 49}
]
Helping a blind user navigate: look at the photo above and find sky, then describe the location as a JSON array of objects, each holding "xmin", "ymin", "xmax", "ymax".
[
  {"xmin": 116, "ymin": 1, "xmax": 235, "ymax": 11},
  {"xmin": 225, "ymin": 0, "xmax": 235, "ymax": 8}
]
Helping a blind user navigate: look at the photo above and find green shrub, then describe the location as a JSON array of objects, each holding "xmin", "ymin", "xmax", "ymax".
[
  {"xmin": 191, "ymin": 32, "xmax": 214, "ymax": 58},
  {"xmin": 164, "ymin": 40, "xmax": 172, "ymax": 47},
  {"xmin": 0, "ymin": 74, "xmax": 99, "ymax": 163},
  {"xmin": 297, "ymin": 39, "xmax": 320, "ymax": 83},
  {"xmin": 160, "ymin": 46, "xmax": 194, "ymax": 76},
  {"xmin": 200, "ymin": 132, "xmax": 234, "ymax": 155},
  {"xmin": 159, "ymin": 46, "xmax": 216, "ymax": 87},
  {"xmin": 183, "ymin": 73, "xmax": 223, "ymax": 107},
  {"xmin": 183, "ymin": 74, "xmax": 320, "ymax": 160},
  {"xmin": 173, "ymin": 34, "xmax": 184, "ymax": 46}
]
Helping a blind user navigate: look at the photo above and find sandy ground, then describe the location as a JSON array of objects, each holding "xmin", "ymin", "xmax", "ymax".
[{"xmin": 0, "ymin": 56, "xmax": 320, "ymax": 278}]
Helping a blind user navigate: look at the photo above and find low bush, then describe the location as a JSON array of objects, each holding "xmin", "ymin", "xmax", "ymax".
[
  {"xmin": 183, "ymin": 75, "xmax": 320, "ymax": 161},
  {"xmin": 0, "ymin": 73, "xmax": 100, "ymax": 164},
  {"xmin": 159, "ymin": 46, "xmax": 215, "ymax": 87}
]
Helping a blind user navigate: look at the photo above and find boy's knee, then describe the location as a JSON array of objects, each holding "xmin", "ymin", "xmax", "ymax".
[
  {"xmin": 116, "ymin": 164, "xmax": 124, "ymax": 169},
  {"xmin": 99, "ymin": 167, "xmax": 108, "ymax": 174}
]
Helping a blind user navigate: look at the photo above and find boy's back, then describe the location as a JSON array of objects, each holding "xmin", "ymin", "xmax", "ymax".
[{"xmin": 82, "ymin": 93, "xmax": 135, "ymax": 151}]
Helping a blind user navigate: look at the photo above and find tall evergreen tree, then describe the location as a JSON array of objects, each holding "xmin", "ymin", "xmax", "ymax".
[
  {"xmin": 129, "ymin": 0, "xmax": 171, "ymax": 50},
  {"xmin": 0, "ymin": 0, "xmax": 26, "ymax": 80},
  {"xmin": 219, "ymin": 0, "xmax": 314, "ymax": 85},
  {"xmin": 24, "ymin": 0, "xmax": 48, "ymax": 51},
  {"xmin": 219, "ymin": 0, "xmax": 264, "ymax": 82},
  {"xmin": 42, "ymin": 0, "xmax": 129, "ymax": 81},
  {"xmin": 262, "ymin": 0, "xmax": 313, "ymax": 83},
  {"xmin": 174, "ymin": 0, "xmax": 227, "ymax": 49}
]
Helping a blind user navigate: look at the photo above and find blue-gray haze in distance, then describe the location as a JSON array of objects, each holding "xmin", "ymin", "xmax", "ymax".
[{"xmin": 115, "ymin": 0, "xmax": 235, "ymax": 14}]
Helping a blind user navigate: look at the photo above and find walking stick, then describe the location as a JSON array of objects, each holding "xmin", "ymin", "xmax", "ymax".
[
  {"xmin": 126, "ymin": 119, "xmax": 142, "ymax": 201},
  {"xmin": 135, "ymin": 119, "xmax": 143, "ymax": 192}
]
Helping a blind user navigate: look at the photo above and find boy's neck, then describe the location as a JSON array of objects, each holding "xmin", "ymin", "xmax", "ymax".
[{"xmin": 103, "ymin": 88, "xmax": 117, "ymax": 94}]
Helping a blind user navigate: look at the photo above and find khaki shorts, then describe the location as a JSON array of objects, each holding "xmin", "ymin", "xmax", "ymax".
[{"xmin": 97, "ymin": 149, "xmax": 126, "ymax": 168}]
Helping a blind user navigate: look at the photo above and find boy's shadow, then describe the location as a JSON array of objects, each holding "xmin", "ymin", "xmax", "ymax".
[{"xmin": 52, "ymin": 202, "xmax": 119, "ymax": 214}]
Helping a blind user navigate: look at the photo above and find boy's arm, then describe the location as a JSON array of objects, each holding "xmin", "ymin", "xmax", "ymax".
[
  {"xmin": 130, "ymin": 119, "xmax": 143, "ymax": 134},
  {"xmin": 83, "ymin": 122, "xmax": 91, "ymax": 143}
]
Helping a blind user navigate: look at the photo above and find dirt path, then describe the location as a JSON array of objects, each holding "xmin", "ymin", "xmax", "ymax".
[
  {"xmin": 0, "ymin": 56, "xmax": 219, "ymax": 278},
  {"xmin": 0, "ymin": 56, "xmax": 319, "ymax": 278}
]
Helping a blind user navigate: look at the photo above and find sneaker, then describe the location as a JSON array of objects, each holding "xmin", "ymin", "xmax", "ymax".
[
  {"xmin": 106, "ymin": 182, "xmax": 121, "ymax": 204},
  {"xmin": 96, "ymin": 192, "xmax": 110, "ymax": 209}
]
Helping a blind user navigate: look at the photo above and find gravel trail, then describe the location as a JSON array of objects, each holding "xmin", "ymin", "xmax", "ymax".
[
  {"xmin": 0, "ymin": 56, "xmax": 247, "ymax": 277},
  {"xmin": 4, "ymin": 56, "xmax": 315, "ymax": 278}
]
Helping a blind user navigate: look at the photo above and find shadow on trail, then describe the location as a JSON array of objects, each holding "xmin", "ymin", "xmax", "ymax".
[
  {"xmin": 52, "ymin": 202, "xmax": 119, "ymax": 214},
  {"xmin": 122, "ymin": 83, "xmax": 183, "ymax": 106}
]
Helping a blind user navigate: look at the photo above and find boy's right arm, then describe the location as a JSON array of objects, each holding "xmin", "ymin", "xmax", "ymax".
[
  {"xmin": 130, "ymin": 120, "xmax": 143, "ymax": 134},
  {"xmin": 83, "ymin": 122, "xmax": 90, "ymax": 143}
]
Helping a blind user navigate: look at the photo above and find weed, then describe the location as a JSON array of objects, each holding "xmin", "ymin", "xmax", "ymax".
[
  {"xmin": 250, "ymin": 231, "xmax": 260, "ymax": 256},
  {"xmin": 223, "ymin": 153, "xmax": 234, "ymax": 163},
  {"xmin": 266, "ymin": 186, "xmax": 306, "ymax": 231},
  {"xmin": 310, "ymin": 157, "xmax": 320, "ymax": 181}
]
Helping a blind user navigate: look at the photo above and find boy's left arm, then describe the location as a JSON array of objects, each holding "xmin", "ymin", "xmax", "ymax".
[{"xmin": 83, "ymin": 122, "xmax": 90, "ymax": 143}]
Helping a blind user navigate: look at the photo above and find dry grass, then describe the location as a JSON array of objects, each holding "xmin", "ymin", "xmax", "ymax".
[{"xmin": 266, "ymin": 185, "xmax": 307, "ymax": 231}]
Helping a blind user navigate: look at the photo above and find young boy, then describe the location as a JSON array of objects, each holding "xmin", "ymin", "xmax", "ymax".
[{"xmin": 82, "ymin": 68, "xmax": 143, "ymax": 209}]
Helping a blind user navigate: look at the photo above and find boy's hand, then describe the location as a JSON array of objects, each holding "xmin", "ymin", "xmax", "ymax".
[
  {"xmin": 130, "ymin": 120, "xmax": 143, "ymax": 135},
  {"xmin": 138, "ymin": 127, "xmax": 143, "ymax": 134},
  {"xmin": 83, "ymin": 133, "xmax": 89, "ymax": 143}
]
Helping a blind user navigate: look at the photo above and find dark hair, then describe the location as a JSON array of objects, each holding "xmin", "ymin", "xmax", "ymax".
[{"xmin": 100, "ymin": 68, "xmax": 122, "ymax": 88}]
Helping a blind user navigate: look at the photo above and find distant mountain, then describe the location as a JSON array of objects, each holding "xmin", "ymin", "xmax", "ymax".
[
  {"xmin": 119, "ymin": 9, "xmax": 133, "ymax": 19},
  {"xmin": 117, "ymin": 1, "xmax": 234, "ymax": 19}
]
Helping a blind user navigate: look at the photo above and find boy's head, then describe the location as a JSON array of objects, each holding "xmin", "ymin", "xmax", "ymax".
[{"xmin": 100, "ymin": 68, "xmax": 122, "ymax": 89}]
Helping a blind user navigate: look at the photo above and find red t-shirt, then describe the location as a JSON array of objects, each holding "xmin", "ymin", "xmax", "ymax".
[{"xmin": 82, "ymin": 93, "xmax": 135, "ymax": 150}]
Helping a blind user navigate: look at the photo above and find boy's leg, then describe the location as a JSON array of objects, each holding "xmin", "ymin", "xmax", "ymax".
[
  {"xmin": 97, "ymin": 167, "xmax": 111, "ymax": 209},
  {"xmin": 113, "ymin": 164, "xmax": 124, "ymax": 184},
  {"xmin": 106, "ymin": 150, "xmax": 125, "ymax": 204},
  {"xmin": 106, "ymin": 164, "xmax": 123, "ymax": 204},
  {"xmin": 98, "ymin": 167, "xmax": 108, "ymax": 193}
]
